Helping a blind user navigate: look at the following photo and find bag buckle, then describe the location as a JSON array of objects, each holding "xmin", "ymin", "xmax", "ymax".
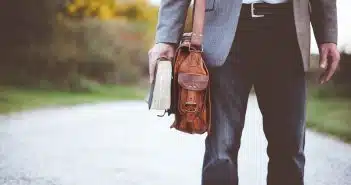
[
  {"xmin": 185, "ymin": 102, "xmax": 198, "ymax": 113},
  {"xmin": 251, "ymin": 3, "xmax": 264, "ymax": 18},
  {"xmin": 185, "ymin": 42, "xmax": 204, "ymax": 52},
  {"xmin": 180, "ymin": 33, "xmax": 204, "ymax": 52}
]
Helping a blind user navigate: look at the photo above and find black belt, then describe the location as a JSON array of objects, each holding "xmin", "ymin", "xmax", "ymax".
[{"xmin": 240, "ymin": 2, "xmax": 293, "ymax": 18}]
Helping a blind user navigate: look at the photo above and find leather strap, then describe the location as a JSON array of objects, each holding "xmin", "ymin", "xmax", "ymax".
[{"xmin": 190, "ymin": 0, "xmax": 205, "ymax": 46}]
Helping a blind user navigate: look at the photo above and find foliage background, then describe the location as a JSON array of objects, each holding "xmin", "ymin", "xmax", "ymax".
[{"xmin": 1, "ymin": 0, "xmax": 160, "ymax": 92}]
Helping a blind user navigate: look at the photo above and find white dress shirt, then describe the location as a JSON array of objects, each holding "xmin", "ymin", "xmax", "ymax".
[{"xmin": 242, "ymin": 0, "xmax": 290, "ymax": 4}]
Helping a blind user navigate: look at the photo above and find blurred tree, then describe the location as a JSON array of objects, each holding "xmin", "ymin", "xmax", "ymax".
[
  {"xmin": 0, "ymin": 0, "xmax": 60, "ymax": 86},
  {"xmin": 1, "ymin": 0, "xmax": 57, "ymax": 48},
  {"xmin": 59, "ymin": 0, "xmax": 158, "ymax": 21},
  {"xmin": 0, "ymin": 0, "xmax": 188, "ymax": 88}
]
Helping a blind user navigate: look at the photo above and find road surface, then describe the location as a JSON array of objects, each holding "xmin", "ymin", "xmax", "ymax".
[{"xmin": 1, "ymin": 95, "xmax": 351, "ymax": 185}]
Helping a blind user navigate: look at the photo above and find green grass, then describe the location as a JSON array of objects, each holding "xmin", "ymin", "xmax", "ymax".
[
  {"xmin": 2, "ymin": 84, "xmax": 350, "ymax": 143},
  {"xmin": 0, "ymin": 85, "xmax": 147, "ymax": 114},
  {"xmin": 306, "ymin": 90, "xmax": 351, "ymax": 143}
]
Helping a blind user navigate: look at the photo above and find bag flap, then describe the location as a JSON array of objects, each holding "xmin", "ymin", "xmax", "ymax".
[{"xmin": 178, "ymin": 73, "xmax": 209, "ymax": 91}]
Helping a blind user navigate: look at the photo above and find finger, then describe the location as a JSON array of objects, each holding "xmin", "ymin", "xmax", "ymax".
[
  {"xmin": 167, "ymin": 47, "xmax": 175, "ymax": 58},
  {"xmin": 318, "ymin": 60, "xmax": 330, "ymax": 84},
  {"xmin": 319, "ymin": 48, "xmax": 328, "ymax": 69},
  {"xmin": 319, "ymin": 56, "xmax": 337, "ymax": 84},
  {"xmin": 324, "ymin": 56, "xmax": 339, "ymax": 83},
  {"xmin": 159, "ymin": 50, "xmax": 171, "ymax": 59},
  {"xmin": 148, "ymin": 51, "xmax": 157, "ymax": 83},
  {"xmin": 319, "ymin": 70, "xmax": 328, "ymax": 84}
]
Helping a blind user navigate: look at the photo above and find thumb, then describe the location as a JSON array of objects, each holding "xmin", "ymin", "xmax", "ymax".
[
  {"xmin": 148, "ymin": 52, "xmax": 157, "ymax": 83},
  {"xmin": 320, "ymin": 49, "xmax": 328, "ymax": 69},
  {"xmin": 159, "ymin": 47, "xmax": 175, "ymax": 60},
  {"xmin": 167, "ymin": 46, "xmax": 175, "ymax": 58}
]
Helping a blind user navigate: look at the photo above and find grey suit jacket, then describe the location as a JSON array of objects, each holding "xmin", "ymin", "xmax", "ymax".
[{"xmin": 154, "ymin": 0, "xmax": 338, "ymax": 72}]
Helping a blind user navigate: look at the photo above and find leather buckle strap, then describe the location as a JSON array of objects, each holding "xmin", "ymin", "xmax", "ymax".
[
  {"xmin": 241, "ymin": 2, "xmax": 293, "ymax": 18},
  {"xmin": 185, "ymin": 102, "xmax": 198, "ymax": 113},
  {"xmin": 180, "ymin": 33, "xmax": 204, "ymax": 52},
  {"xmin": 190, "ymin": 0, "xmax": 205, "ymax": 47},
  {"xmin": 251, "ymin": 3, "xmax": 264, "ymax": 18}
]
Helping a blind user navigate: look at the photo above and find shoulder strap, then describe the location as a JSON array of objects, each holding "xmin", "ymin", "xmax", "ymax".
[{"xmin": 190, "ymin": 0, "xmax": 205, "ymax": 47}]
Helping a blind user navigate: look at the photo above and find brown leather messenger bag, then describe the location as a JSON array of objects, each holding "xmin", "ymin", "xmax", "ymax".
[{"xmin": 162, "ymin": 0, "xmax": 212, "ymax": 135}]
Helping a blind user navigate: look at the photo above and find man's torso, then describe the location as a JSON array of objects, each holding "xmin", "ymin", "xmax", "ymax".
[{"xmin": 201, "ymin": 0, "xmax": 311, "ymax": 71}]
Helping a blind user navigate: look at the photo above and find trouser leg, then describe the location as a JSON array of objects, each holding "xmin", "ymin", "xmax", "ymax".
[
  {"xmin": 255, "ymin": 63, "xmax": 306, "ymax": 185},
  {"xmin": 253, "ymin": 15, "xmax": 307, "ymax": 185},
  {"xmin": 201, "ymin": 33, "xmax": 253, "ymax": 185}
]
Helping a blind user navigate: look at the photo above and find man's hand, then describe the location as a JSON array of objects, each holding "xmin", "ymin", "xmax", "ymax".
[
  {"xmin": 318, "ymin": 43, "xmax": 340, "ymax": 84},
  {"xmin": 148, "ymin": 43, "xmax": 175, "ymax": 83}
]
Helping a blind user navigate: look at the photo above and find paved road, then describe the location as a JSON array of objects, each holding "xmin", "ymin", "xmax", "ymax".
[{"xmin": 1, "ymin": 95, "xmax": 351, "ymax": 185}]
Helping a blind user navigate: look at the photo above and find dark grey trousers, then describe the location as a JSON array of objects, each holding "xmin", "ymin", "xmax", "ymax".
[{"xmin": 201, "ymin": 9, "xmax": 307, "ymax": 185}]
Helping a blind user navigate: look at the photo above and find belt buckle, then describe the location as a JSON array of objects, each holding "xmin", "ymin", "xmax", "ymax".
[{"xmin": 251, "ymin": 3, "xmax": 264, "ymax": 18}]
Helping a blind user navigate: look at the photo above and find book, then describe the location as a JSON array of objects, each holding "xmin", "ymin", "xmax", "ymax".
[{"xmin": 146, "ymin": 58, "xmax": 172, "ymax": 110}]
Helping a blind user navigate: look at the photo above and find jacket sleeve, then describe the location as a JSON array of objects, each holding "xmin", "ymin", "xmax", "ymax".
[
  {"xmin": 309, "ymin": 0, "xmax": 338, "ymax": 45},
  {"xmin": 154, "ymin": 0, "xmax": 191, "ymax": 44}
]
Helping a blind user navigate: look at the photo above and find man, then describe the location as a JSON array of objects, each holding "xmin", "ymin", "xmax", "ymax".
[{"xmin": 148, "ymin": 0, "xmax": 340, "ymax": 185}]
